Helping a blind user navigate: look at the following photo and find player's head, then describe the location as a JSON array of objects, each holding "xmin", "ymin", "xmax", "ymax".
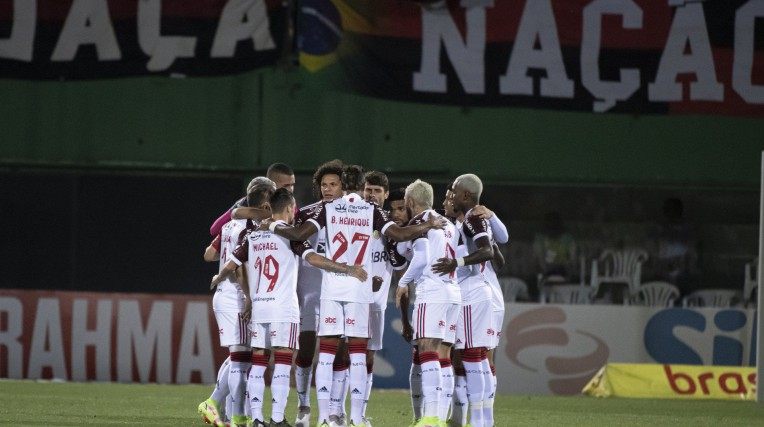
[
  {"xmin": 246, "ymin": 176, "xmax": 276, "ymax": 194},
  {"xmin": 313, "ymin": 159, "xmax": 344, "ymax": 201},
  {"xmin": 404, "ymin": 179, "xmax": 434, "ymax": 215},
  {"xmin": 452, "ymin": 173, "xmax": 483, "ymax": 211},
  {"xmin": 341, "ymin": 164, "xmax": 365, "ymax": 193},
  {"xmin": 443, "ymin": 186, "xmax": 458, "ymax": 218},
  {"xmin": 247, "ymin": 180, "xmax": 277, "ymax": 211},
  {"xmin": 270, "ymin": 187, "xmax": 296, "ymax": 224},
  {"xmin": 266, "ymin": 163, "xmax": 295, "ymax": 193},
  {"xmin": 363, "ymin": 171, "xmax": 389, "ymax": 206},
  {"xmin": 387, "ymin": 187, "xmax": 409, "ymax": 226}
]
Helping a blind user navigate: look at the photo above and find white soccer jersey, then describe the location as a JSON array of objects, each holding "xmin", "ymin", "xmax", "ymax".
[
  {"xmin": 370, "ymin": 233, "xmax": 408, "ymax": 309},
  {"xmin": 482, "ymin": 227, "xmax": 505, "ymax": 311},
  {"xmin": 307, "ymin": 192, "xmax": 394, "ymax": 303},
  {"xmin": 231, "ymin": 220, "xmax": 314, "ymax": 323},
  {"xmin": 399, "ymin": 210, "xmax": 461, "ymax": 304},
  {"xmin": 215, "ymin": 219, "xmax": 251, "ymax": 312}
]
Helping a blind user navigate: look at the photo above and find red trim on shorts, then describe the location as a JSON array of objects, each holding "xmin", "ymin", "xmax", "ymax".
[{"xmin": 439, "ymin": 358, "xmax": 452, "ymax": 368}]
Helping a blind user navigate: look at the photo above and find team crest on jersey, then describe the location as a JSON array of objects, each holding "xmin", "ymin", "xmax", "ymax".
[
  {"xmin": 334, "ymin": 203, "xmax": 347, "ymax": 213},
  {"xmin": 249, "ymin": 233, "xmax": 261, "ymax": 242},
  {"xmin": 372, "ymin": 230, "xmax": 380, "ymax": 240}
]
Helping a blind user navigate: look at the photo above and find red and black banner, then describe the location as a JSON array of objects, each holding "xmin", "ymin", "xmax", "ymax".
[
  {"xmin": 0, "ymin": 0, "xmax": 287, "ymax": 79},
  {"xmin": 310, "ymin": 0, "xmax": 764, "ymax": 116}
]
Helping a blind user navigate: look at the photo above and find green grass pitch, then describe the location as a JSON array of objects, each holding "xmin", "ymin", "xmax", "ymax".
[{"xmin": 0, "ymin": 380, "xmax": 762, "ymax": 426}]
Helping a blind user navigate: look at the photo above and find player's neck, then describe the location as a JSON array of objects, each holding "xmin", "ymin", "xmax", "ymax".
[
  {"xmin": 272, "ymin": 212, "xmax": 291, "ymax": 223},
  {"xmin": 411, "ymin": 205, "xmax": 429, "ymax": 217}
]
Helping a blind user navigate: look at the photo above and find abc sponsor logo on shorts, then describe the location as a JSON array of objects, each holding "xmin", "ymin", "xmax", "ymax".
[
  {"xmin": 324, "ymin": 317, "xmax": 337, "ymax": 324},
  {"xmin": 218, "ymin": 328, "xmax": 224, "ymax": 335},
  {"xmin": 438, "ymin": 320, "xmax": 446, "ymax": 328},
  {"xmin": 449, "ymin": 324, "xmax": 456, "ymax": 331},
  {"xmin": 346, "ymin": 318, "xmax": 356, "ymax": 325},
  {"xmin": 487, "ymin": 328, "xmax": 495, "ymax": 336},
  {"xmin": 270, "ymin": 331, "xmax": 277, "ymax": 337}
]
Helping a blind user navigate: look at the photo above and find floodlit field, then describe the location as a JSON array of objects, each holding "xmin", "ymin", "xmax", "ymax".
[{"xmin": 0, "ymin": 380, "xmax": 762, "ymax": 426}]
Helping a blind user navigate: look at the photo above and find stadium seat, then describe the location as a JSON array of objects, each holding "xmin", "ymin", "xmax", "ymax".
[
  {"xmin": 540, "ymin": 284, "xmax": 594, "ymax": 305},
  {"xmin": 590, "ymin": 248, "xmax": 648, "ymax": 304},
  {"xmin": 682, "ymin": 289, "xmax": 743, "ymax": 308},
  {"xmin": 629, "ymin": 281, "xmax": 680, "ymax": 307},
  {"xmin": 500, "ymin": 277, "xmax": 529, "ymax": 302}
]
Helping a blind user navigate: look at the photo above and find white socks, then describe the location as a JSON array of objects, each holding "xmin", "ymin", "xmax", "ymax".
[
  {"xmin": 419, "ymin": 351, "xmax": 441, "ymax": 418},
  {"xmin": 228, "ymin": 351, "xmax": 251, "ymax": 419},
  {"xmin": 271, "ymin": 352, "xmax": 293, "ymax": 423},
  {"xmin": 211, "ymin": 356, "xmax": 230, "ymax": 405},
  {"xmin": 452, "ymin": 372, "xmax": 468, "ymax": 426},
  {"xmin": 329, "ymin": 368, "xmax": 348, "ymax": 417},
  {"xmin": 482, "ymin": 359, "xmax": 495, "ymax": 426},
  {"xmin": 295, "ymin": 356, "xmax": 313, "ymax": 408},
  {"xmin": 439, "ymin": 358, "xmax": 454, "ymax": 421},
  {"xmin": 247, "ymin": 354, "xmax": 268, "ymax": 422},
  {"xmin": 348, "ymin": 343, "xmax": 368, "ymax": 425},
  {"xmin": 410, "ymin": 354, "xmax": 423, "ymax": 420},
  {"xmin": 463, "ymin": 348, "xmax": 485, "ymax": 427},
  {"xmin": 316, "ymin": 341, "xmax": 337, "ymax": 422}
]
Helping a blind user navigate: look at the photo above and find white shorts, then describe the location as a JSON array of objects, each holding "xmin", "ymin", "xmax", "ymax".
[
  {"xmin": 298, "ymin": 282, "xmax": 321, "ymax": 332},
  {"xmin": 455, "ymin": 300, "xmax": 495, "ymax": 350},
  {"xmin": 490, "ymin": 309, "xmax": 505, "ymax": 349},
  {"xmin": 250, "ymin": 321, "xmax": 300, "ymax": 350},
  {"xmin": 318, "ymin": 300, "xmax": 370, "ymax": 338},
  {"xmin": 367, "ymin": 309, "xmax": 385, "ymax": 351},
  {"xmin": 412, "ymin": 302, "xmax": 460, "ymax": 343},
  {"xmin": 214, "ymin": 310, "xmax": 249, "ymax": 347}
]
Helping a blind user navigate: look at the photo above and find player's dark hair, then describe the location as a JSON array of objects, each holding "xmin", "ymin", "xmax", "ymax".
[
  {"xmin": 342, "ymin": 164, "xmax": 365, "ymax": 192},
  {"xmin": 270, "ymin": 187, "xmax": 295, "ymax": 213},
  {"xmin": 363, "ymin": 171, "xmax": 389, "ymax": 191},
  {"xmin": 388, "ymin": 187, "xmax": 405, "ymax": 203},
  {"xmin": 266, "ymin": 162, "xmax": 294, "ymax": 179},
  {"xmin": 312, "ymin": 159, "xmax": 344, "ymax": 199},
  {"xmin": 247, "ymin": 185, "xmax": 275, "ymax": 208}
]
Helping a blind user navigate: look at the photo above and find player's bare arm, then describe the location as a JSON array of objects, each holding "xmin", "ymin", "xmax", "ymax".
[
  {"xmin": 432, "ymin": 235, "xmax": 494, "ymax": 274},
  {"xmin": 262, "ymin": 219, "xmax": 319, "ymax": 242},
  {"xmin": 204, "ymin": 243, "xmax": 219, "ymax": 262},
  {"xmin": 491, "ymin": 242, "xmax": 505, "ymax": 271},
  {"xmin": 398, "ymin": 284, "xmax": 413, "ymax": 342},
  {"xmin": 210, "ymin": 260, "xmax": 238, "ymax": 290},
  {"xmin": 304, "ymin": 252, "xmax": 368, "ymax": 282},
  {"xmin": 384, "ymin": 214, "xmax": 446, "ymax": 242},
  {"xmin": 231, "ymin": 206, "xmax": 272, "ymax": 221}
]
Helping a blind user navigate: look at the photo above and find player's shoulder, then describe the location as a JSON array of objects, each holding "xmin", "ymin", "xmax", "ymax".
[
  {"xmin": 408, "ymin": 211, "xmax": 428, "ymax": 226},
  {"xmin": 463, "ymin": 209, "xmax": 487, "ymax": 234}
]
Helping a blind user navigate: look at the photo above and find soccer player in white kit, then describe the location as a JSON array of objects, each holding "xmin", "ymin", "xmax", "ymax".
[
  {"xmin": 200, "ymin": 180, "xmax": 277, "ymax": 427},
  {"xmin": 212, "ymin": 188, "xmax": 368, "ymax": 426},
  {"xmin": 362, "ymin": 172, "xmax": 409, "ymax": 424},
  {"xmin": 433, "ymin": 174, "xmax": 496, "ymax": 427},
  {"xmin": 445, "ymin": 200, "xmax": 508, "ymax": 427},
  {"xmin": 264, "ymin": 166, "xmax": 445, "ymax": 427},
  {"xmin": 394, "ymin": 180, "xmax": 461, "ymax": 427}
]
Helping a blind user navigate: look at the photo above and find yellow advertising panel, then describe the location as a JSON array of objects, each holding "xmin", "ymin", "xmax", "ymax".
[{"xmin": 583, "ymin": 364, "xmax": 756, "ymax": 400}]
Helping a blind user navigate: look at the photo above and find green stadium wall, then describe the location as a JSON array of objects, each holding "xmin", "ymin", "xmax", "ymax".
[{"xmin": 1, "ymin": 65, "xmax": 763, "ymax": 187}]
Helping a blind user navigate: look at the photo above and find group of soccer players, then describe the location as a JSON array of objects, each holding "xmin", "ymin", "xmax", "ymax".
[{"xmin": 197, "ymin": 160, "xmax": 509, "ymax": 427}]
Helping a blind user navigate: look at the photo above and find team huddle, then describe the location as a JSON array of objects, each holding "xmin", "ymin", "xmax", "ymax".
[{"xmin": 198, "ymin": 160, "xmax": 509, "ymax": 427}]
